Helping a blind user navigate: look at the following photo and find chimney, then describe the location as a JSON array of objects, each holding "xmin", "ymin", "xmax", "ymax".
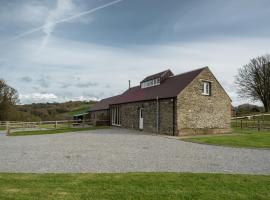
[{"xmin": 128, "ymin": 80, "xmax": 131, "ymax": 89}]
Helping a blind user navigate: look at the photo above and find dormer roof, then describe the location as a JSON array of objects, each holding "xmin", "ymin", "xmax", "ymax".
[{"xmin": 141, "ymin": 69, "xmax": 174, "ymax": 83}]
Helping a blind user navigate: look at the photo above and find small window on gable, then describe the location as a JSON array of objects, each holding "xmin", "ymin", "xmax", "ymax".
[{"xmin": 202, "ymin": 81, "xmax": 211, "ymax": 96}]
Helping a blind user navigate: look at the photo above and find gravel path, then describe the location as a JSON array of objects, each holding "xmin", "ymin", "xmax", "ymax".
[{"xmin": 0, "ymin": 128, "xmax": 269, "ymax": 174}]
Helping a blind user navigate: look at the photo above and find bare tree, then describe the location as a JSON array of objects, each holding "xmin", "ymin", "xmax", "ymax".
[
  {"xmin": 0, "ymin": 79, "xmax": 19, "ymax": 120},
  {"xmin": 235, "ymin": 55, "xmax": 270, "ymax": 112}
]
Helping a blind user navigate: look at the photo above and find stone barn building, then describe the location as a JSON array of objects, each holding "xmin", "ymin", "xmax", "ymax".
[{"xmin": 89, "ymin": 67, "xmax": 231, "ymax": 136}]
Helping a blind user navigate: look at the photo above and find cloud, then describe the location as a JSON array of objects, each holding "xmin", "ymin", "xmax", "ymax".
[
  {"xmin": 19, "ymin": 93, "xmax": 58, "ymax": 104},
  {"xmin": 82, "ymin": 92, "xmax": 105, "ymax": 101},
  {"xmin": 0, "ymin": 1, "xmax": 49, "ymax": 25},
  {"xmin": 39, "ymin": 0, "xmax": 75, "ymax": 52},
  {"xmin": 75, "ymin": 81, "xmax": 98, "ymax": 88},
  {"xmin": 37, "ymin": 76, "xmax": 51, "ymax": 88},
  {"xmin": 20, "ymin": 76, "xmax": 33, "ymax": 83},
  {"xmin": 19, "ymin": 92, "xmax": 99, "ymax": 104},
  {"xmin": 1, "ymin": 0, "xmax": 125, "ymax": 46},
  {"xmin": 60, "ymin": 82, "xmax": 72, "ymax": 89},
  {"xmin": 105, "ymin": 84, "xmax": 111, "ymax": 88}
]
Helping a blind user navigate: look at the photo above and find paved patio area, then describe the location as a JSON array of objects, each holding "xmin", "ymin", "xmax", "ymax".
[{"xmin": 0, "ymin": 128, "xmax": 269, "ymax": 174}]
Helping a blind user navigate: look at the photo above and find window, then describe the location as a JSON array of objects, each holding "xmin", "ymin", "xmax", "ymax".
[
  {"xmin": 141, "ymin": 78, "xmax": 161, "ymax": 89},
  {"xmin": 111, "ymin": 107, "xmax": 121, "ymax": 126},
  {"xmin": 202, "ymin": 81, "xmax": 211, "ymax": 95}
]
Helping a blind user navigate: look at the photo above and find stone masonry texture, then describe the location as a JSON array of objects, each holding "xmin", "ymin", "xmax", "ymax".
[
  {"xmin": 176, "ymin": 68, "xmax": 231, "ymax": 135},
  {"xmin": 115, "ymin": 98, "xmax": 175, "ymax": 135}
]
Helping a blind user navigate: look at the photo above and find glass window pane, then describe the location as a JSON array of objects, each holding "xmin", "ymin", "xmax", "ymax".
[
  {"xmin": 112, "ymin": 108, "xmax": 114, "ymax": 125},
  {"xmin": 118, "ymin": 107, "xmax": 121, "ymax": 125},
  {"xmin": 116, "ymin": 107, "xmax": 119, "ymax": 125}
]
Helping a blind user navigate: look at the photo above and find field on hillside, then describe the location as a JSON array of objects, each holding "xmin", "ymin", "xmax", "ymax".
[{"xmin": 15, "ymin": 101, "xmax": 96, "ymax": 121}]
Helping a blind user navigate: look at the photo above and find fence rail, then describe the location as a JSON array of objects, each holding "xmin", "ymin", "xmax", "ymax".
[
  {"xmin": 1, "ymin": 120, "xmax": 96, "ymax": 135},
  {"xmin": 231, "ymin": 119, "xmax": 270, "ymax": 131}
]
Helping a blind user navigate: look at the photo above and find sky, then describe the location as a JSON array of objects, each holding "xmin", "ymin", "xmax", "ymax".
[{"xmin": 0, "ymin": 0, "xmax": 270, "ymax": 105}]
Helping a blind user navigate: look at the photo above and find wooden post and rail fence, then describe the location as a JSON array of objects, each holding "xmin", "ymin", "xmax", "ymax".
[
  {"xmin": 0, "ymin": 120, "xmax": 96, "ymax": 136},
  {"xmin": 231, "ymin": 113, "xmax": 270, "ymax": 131}
]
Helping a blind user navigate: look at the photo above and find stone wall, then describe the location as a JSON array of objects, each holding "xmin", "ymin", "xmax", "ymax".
[
  {"xmin": 116, "ymin": 98, "xmax": 175, "ymax": 135},
  {"xmin": 176, "ymin": 67, "xmax": 231, "ymax": 135},
  {"xmin": 89, "ymin": 110, "xmax": 109, "ymax": 126}
]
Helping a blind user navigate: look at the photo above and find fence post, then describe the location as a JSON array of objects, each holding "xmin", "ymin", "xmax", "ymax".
[
  {"xmin": 257, "ymin": 120, "xmax": 261, "ymax": 132},
  {"xmin": 55, "ymin": 121, "xmax": 58, "ymax": 129},
  {"xmin": 6, "ymin": 121, "xmax": 10, "ymax": 136},
  {"xmin": 240, "ymin": 120, "xmax": 243, "ymax": 130}
]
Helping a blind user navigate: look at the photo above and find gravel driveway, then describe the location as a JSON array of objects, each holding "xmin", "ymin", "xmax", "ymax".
[{"xmin": 0, "ymin": 128, "xmax": 269, "ymax": 174}]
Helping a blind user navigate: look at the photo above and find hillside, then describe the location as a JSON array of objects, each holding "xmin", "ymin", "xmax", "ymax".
[{"xmin": 16, "ymin": 101, "xmax": 96, "ymax": 121}]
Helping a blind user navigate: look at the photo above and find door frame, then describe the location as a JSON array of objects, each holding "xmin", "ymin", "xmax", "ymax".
[{"xmin": 139, "ymin": 107, "xmax": 144, "ymax": 130}]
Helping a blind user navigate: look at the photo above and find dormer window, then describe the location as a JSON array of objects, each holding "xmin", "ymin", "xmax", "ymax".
[
  {"xmin": 141, "ymin": 78, "xmax": 160, "ymax": 88},
  {"xmin": 140, "ymin": 69, "xmax": 174, "ymax": 89}
]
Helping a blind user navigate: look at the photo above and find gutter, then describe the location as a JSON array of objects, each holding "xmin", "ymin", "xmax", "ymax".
[
  {"xmin": 156, "ymin": 96, "xmax": 159, "ymax": 134},
  {"xmin": 173, "ymin": 97, "xmax": 176, "ymax": 136}
]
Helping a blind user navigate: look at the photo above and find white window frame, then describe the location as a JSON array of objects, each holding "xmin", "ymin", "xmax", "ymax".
[
  {"xmin": 141, "ymin": 78, "xmax": 161, "ymax": 89},
  {"xmin": 202, "ymin": 81, "xmax": 211, "ymax": 96},
  {"xmin": 111, "ymin": 107, "xmax": 121, "ymax": 126}
]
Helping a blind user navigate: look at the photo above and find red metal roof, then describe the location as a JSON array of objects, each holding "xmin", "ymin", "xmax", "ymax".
[
  {"xmin": 90, "ymin": 67, "xmax": 206, "ymax": 111},
  {"xmin": 90, "ymin": 95, "xmax": 122, "ymax": 111}
]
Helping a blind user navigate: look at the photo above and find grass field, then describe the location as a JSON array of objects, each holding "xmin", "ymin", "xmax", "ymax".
[
  {"xmin": 0, "ymin": 173, "xmax": 269, "ymax": 200},
  {"xmin": 182, "ymin": 128, "xmax": 270, "ymax": 148},
  {"xmin": 9, "ymin": 126, "xmax": 110, "ymax": 136},
  {"xmin": 66, "ymin": 103, "xmax": 93, "ymax": 116},
  {"xmin": 0, "ymin": 127, "xmax": 5, "ymax": 130}
]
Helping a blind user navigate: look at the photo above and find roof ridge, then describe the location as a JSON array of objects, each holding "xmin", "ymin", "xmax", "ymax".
[
  {"xmin": 141, "ymin": 69, "xmax": 173, "ymax": 83},
  {"xmin": 171, "ymin": 67, "xmax": 207, "ymax": 78}
]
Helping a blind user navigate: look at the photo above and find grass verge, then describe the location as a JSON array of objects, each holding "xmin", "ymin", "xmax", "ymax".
[
  {"xmin": 182, "ymin": 129, "xmax": 270, "ymax": 148},
  {"xmin": 9, "ymin": 126, "xmax": 110, "ymax": 136},
  {"xmin": 0, "ymin": 173, "xmax": 269, "ymax": 200}
]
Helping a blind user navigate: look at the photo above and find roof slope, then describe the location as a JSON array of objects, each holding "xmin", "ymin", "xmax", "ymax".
[
  {"xmin": 90, "ymin": 95, "xmax": 122, "ymax": 111},
  {"xmin": 90, "ymin": 67, "xmax": 206, "ymax": 111}
]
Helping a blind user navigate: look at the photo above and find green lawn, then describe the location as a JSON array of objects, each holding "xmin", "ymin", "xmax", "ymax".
[
  {"xmin": 182, "ymin": 129, "xmax": 270, "ymax": 148},
  {"xmin": 9, "ymin": 126, "xmax": 110, "ymax": 136},
  {"xmin": 0, "ymin": 173, "xmax": 269, "ymax": 200},
  {"xmin": 0, "ymin": 127, "xmax": 5, "ymax": 130}
]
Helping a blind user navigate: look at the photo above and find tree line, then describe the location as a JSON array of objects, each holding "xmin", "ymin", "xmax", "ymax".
[
  {"xmin": 0, "ymin": 79, "xmax": 95, "ymax": 121},
  {"xmin": 0, "ymin": 79, "xmax": 19, "ymax": 121}
]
